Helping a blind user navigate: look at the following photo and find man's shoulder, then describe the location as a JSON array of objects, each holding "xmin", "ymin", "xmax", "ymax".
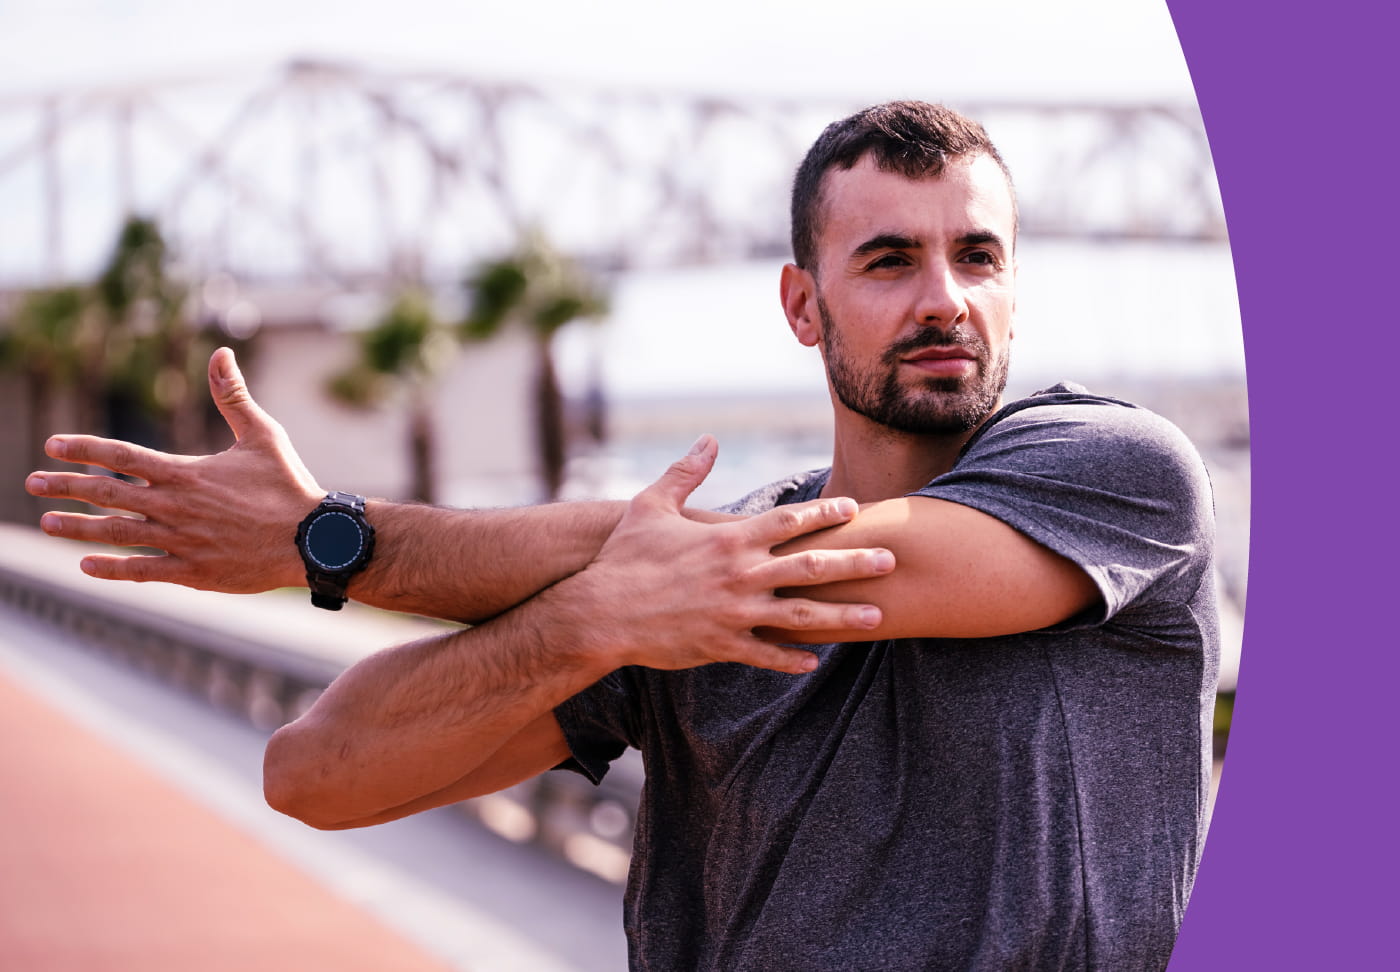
[
  {"xmin": 936, "ymin": 381, "xmax": 1216, "ymax": 554},
  {"xmin": 973, "ymin": 381, "xmax": 1206, "ymax": 470}
]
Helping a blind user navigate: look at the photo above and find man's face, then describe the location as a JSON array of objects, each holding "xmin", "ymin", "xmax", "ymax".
[{"xmin": 791, "ymin": 152, "xmax": 1018, "ymax": 436}]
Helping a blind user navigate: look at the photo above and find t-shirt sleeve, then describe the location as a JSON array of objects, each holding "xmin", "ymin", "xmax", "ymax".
[
  {"xmin": 552, "ymin": 667, "xmax": 644, "ymax": 784},
  {"xmin": 916, "ymin": 398, "xmax": 1215, "ymax": 625}
]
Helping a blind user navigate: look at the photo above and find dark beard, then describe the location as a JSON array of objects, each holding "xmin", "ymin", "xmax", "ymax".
[{"xmin": 819, "ymin": 296, "xmax": 1009, "ymax": 435}]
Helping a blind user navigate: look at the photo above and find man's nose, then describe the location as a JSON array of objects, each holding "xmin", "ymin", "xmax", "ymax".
[{"xmin": 914, "ymin": 263, "xmax": 969, "ymax": 326}]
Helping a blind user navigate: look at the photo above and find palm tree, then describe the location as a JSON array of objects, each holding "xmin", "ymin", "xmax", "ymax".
[
  {"xmin": 1, "ymin": 216, "xmax": 222, "ymax": 521},
  {"xmin": 93, "ymin": 216, "xmax": 213, "ymax": 455},
  {"xmin": 3, "ymin": 214, "xmax": 234, "ymax": 457},
  {"xmin": 324, "ymin": 237, "xmax": 609, "ymax": 505},
  {"xmin": 326, "ymin": 289, "xmax": 455, "ymax": 504},
  {"xmin": 460, "ymin": 236, "xmax": 610, "ymax": 501}
]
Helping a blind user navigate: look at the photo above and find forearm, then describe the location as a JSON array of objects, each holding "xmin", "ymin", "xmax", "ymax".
[
  {"xmin": 348, "ymin": 499, "xmax": 626, "ymax": 622},
  {"xmin": 346, "ymin": 499, "xmax": 743, "ymax": 623},
  {"xmin": 263, "ymin": 579, "xmax": 613, "ymax": 829}
]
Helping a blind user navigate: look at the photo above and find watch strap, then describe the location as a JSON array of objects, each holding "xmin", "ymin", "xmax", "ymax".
[
  {"xmin": 307, "ymin": 572, "xmax": 352, "ymax": 611},
  {"xmin": 323, "ymin": 490, "xmax": 366, "ymax": 514}
]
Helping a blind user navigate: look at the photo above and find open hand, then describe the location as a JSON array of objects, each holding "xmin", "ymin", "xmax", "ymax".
[
  {"xmin": 558, "ymin": 435, "xmax": 895, "ymax": 675},
  {"xmin": 26, "ymin": 348, "xmax": 324, "ymax": 593}
]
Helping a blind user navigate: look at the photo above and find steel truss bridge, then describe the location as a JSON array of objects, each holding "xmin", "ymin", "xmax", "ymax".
[{"xmin": 0, "ymin": 59, "xmax": 1226, "ymax": 290}]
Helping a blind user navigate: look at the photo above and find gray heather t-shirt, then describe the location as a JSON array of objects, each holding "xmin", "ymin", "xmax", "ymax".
[{"xmin": 555, "ymin": 384, "xmax": 1220, "ymax": 972}]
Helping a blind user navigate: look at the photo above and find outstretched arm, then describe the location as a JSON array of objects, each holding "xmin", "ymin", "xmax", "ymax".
[
  {"xmin": 264, "ymin": 439, "xmax": 894, "ymax": 829},
  {"xmin": 26, "ymin": 348, "xmax": 637, "ymax": 622}
]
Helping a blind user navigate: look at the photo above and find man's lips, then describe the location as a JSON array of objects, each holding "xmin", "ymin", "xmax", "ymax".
[
  {"xmin": 901, "ymin": 347, "xmax": 978, "ymax": 375},
  {"xmin": 903, "ymin": 347, "xmax": 976, "ymax": 362}
]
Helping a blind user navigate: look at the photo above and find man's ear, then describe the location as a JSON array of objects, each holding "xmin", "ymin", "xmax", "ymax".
[{"xmin": 780, "ymin": 263, "xmax": 821, "ymax": 347}]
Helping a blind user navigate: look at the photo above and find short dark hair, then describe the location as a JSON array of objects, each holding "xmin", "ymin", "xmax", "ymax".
[{"xmin": 790, "ymin": 101, "xmax": 1016, "ymax": 273}]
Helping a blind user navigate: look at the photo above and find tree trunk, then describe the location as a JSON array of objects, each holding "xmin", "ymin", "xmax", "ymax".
[
  {"xmin": 534, "ymin": 336, "xmax": 566, "ymax": 501},
  {"xmin": 76, "ymin": 354, "xmax": 105, "ymax": 440},
  {"xmin": 408, "ymin": 390, "xmax": 437, "ymax": 505}
]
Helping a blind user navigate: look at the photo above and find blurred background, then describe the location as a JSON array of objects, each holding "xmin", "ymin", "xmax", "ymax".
[{"xmin": 0, "ymin": 1, "xmax": 1246, "ymax": 969}]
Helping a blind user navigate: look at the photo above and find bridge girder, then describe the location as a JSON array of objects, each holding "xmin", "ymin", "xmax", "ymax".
[{"xmin": 0, "ymin": 60, "xmax": 1226, "ymax": 288}]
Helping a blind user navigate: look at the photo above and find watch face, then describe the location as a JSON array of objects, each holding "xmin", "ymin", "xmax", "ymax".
[{"xmin": 305, "ymin": 511, "xmax": 368, "ymax": 571}]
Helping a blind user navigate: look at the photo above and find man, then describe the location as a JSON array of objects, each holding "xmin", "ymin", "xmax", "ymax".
[{"xmin": 27, "ymin": 101, "xmax": 1218, "ymax": 971}]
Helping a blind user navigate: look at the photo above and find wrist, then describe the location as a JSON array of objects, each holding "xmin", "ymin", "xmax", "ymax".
[
  {"xmin": 272, "ymin": 486, "xmax": 328, "ymax": 590},
  {"xmin": 532, "ymin": 570, "xmax": 632, "ymax": 678}
]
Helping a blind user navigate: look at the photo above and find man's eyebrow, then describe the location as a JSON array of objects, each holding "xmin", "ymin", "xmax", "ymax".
[
  {"xmin": 959, "ymin": 229, "xmax": 1009, "ymax": 251},
  {"xmin": 849, "ymin": 233, "xmax": 922, "ymax": 260},
  {"xmin": 849, "ymin": 229, "xmax": 1010, "ymax": 261}
]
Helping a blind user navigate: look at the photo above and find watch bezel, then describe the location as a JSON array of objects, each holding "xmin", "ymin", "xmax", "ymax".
[
  {"xmin": 295, "ymin": 492, "xmax": 376, "ymax": 610},
  {"xmin": 301, "ymin": 509, "xmax": 371, "ymax": 571}
]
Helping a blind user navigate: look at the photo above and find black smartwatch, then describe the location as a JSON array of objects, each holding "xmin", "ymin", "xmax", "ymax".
[{"xmin": 294, "ymin": 491, "xmax": 376, "ymax": 611}]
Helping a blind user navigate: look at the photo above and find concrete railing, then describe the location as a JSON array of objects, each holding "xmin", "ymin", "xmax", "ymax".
[{"xmin": 0, "ymin": 522, "xmax": 641, "ymax": 884}]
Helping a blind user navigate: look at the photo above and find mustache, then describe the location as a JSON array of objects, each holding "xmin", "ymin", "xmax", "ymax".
[{"xmin": 882, "ymin": 325, "xmax": 986, "ymax": 365}]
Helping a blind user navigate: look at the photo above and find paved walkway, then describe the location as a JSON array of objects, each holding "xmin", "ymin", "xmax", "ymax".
[
  {"xmin": 0, "ymin": 666, "xmax": 454, "ymax": 971},
  {"xmin": 0, "ymin": 521, "xmax": 634, "ymax": 970},
  {"xmin": 0, "ymin": 522, "xmax": 467, "ymax": 970}
]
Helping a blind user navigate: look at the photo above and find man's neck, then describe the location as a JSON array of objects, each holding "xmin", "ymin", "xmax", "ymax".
[{"xmin": 820, "ymin": 405, "xmax": 997, "ymax": 504}]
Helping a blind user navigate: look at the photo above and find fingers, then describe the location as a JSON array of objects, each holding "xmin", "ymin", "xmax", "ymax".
[
  {"xmin": 743, "ymin": 495, "xmax": 861, "ymax": 547},
  {"xmin": 209, "ymin": 347, "xmax": 275, "ymax": 442},
  {"xmin": 26, "ymin": 469, "xmax": 149, "ymax": 514},
  {"xmin": 39, "ymin": 434, "xmax": 171, "ymax": 482},
  {"xmin": 635, "ymin": 434, "xmax": 718, "ymax": 512},
  {"xmin": 39, "ymin": 511, "xmax": 170, "ymax": 551},
  {"xmin": 755, "ymin": 594, "xmax": 883, "ymax": 635},
  {"xmin": 748, "ymin": 546, "xmax": 895, "ymax": 590},
  {"xmin": 727, "ymin": 641, "xmax": 821, "ymax": 676},
  {"xmin": 79, "ymin": 552, "xmax": 183, "ymax": 585}
]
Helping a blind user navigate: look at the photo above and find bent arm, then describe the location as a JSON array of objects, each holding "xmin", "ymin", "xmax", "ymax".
[
  {"xmin": 763, "ymin": 496, "xmax": 1100, "ymax": 643},
  {"xmin": 265, "ymin": 443, "xmax": 892, "ymax": 829},
  {"xmin": 316, "ymin": 712, "xmax": 571, "ymax": 830},
  {"xmin": 263, "ymin": 593, "xmax": 598, "ymax": 830}
]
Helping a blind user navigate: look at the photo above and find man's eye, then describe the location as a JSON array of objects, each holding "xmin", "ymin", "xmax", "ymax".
[
  {"xmin": 961, "ymin": 250, "xmax": 1001, "ymax": 268},
  {"xmin": 867, "ymin": 253, "xmax": 910, "ymax": 270}
]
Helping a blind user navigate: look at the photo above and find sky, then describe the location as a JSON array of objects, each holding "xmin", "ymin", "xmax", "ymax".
[
  {"xmin": 2, "ymin": 1, "xmax": 1234, "ymax": 396},
  {"xmin": 2, "ymin": 1, "xmax": 1194, "ymax": 102}
]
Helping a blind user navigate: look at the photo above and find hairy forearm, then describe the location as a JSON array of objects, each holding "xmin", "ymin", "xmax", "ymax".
[
  {"xmin": 263, "ymin": 580, "xmax": 611, "ymax": 829},
  {"xmin": 347, "ymin": 499, "xmax": 742, "ymax": 623},
  {"xmin": 346, "ymin": 499, "xmax": 627, "ymax": 623}
]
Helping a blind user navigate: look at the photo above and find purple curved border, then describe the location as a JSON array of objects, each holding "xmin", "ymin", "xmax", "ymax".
[{"xmin": 1166, "ymin": 1, "xmax": 1390, "ymax": 968}]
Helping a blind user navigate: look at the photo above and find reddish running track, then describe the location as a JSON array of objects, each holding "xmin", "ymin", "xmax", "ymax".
[{"xmin": 0, "ymin": 671, "xmax": 453, "ymax": 972}]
